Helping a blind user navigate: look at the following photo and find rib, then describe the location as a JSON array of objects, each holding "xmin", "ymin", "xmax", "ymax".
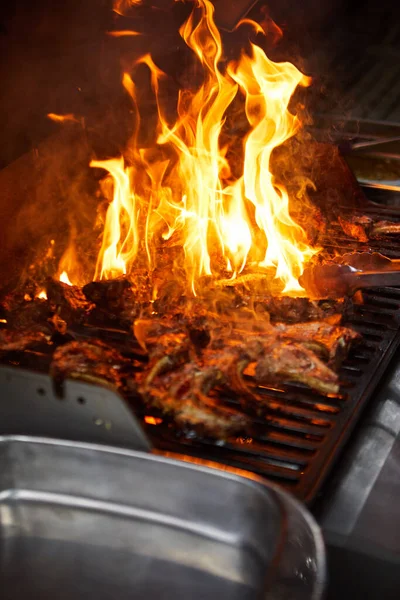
[
  {"xmin": 201, "ymin": 335, "xmax": 340, "ymax": 396},
  {"xmin": 0, "ymin": 330, "xmax": 49, "ymax": 352},
  {"xmin": 138, "ymin": 361, "xmax": 250, "ymax": 439},
  {"xmin": 252, "ymin": 339, "xmax": 340, "ymax": 395},
  {"xmin": 50, "ymin": 339, "xmax": 129, "ymax": 390},
  {"xmin": 274, "ymin": 321, "xmax": 360, "ymax": 365}
]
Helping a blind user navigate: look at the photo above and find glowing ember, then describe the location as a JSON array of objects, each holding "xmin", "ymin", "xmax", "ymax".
[
  {"xmin": 144, "ymin": 416, "xmax": 163, "ymax": 425},
  {"xmin": 47, "ymin": 113, "xmax": 79, "ymax": 123},
  {"xmin": 91, "ymin": 0, "xmax": 318, "ymax": 295},
  {"xmin": 37, "ymin": 290, "xmax": 47, "ymax": 300}
]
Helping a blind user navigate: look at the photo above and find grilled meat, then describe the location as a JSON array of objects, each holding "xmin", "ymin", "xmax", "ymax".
[
  {"xmin": 371, "ymin": 220, "xmax": 400, "ymax": 237},
  {"xmin": 46, "ymin": 278, "xmax": 92, "ymax": 324},
  {"xmin": 274, "ymin": 321, "xmax": 360, "ymax": 365},
  {"xmin": 338, "ymin": 215, "xmax": 370, "ymax": 243},
  {"xmin": 202, "ymin": 335, "xmax": 340, "ymax": 396},
  {"xmin": 83, "ymin": 275, "xmax": 150, "ymax": 323},
  {"xmin": 338, "ymin": 215, "xmax": 400, "ymax": 241},
  {"xmin": 138, "ymin": 361, "xmax": 250, "ymax": 439},
  {"xmin": 138, "ymin": 312, "xmax": 342, "ymax": 399},
  {"xmin": 252, "ymin": 339, "xmax": 340, "ymax": 395},
  {"xmin": 5, "ymin": 300, "xmax": 52, "ymax": 334},
  {"xmin": 250, "ymin": 295, "xmax": 348, "ymax": 324},
  {"xmin": 50, "ymin": 339, "xmax": 129, "ymax": 390},
  {"xmin": 0, "ymin": 330, "xmax": 49, "ymax": 352}
]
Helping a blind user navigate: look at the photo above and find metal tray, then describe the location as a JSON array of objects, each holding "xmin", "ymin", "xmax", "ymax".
[{"xmin": 0, "ymin": 436, "xmax": 325, "ymax": 600}]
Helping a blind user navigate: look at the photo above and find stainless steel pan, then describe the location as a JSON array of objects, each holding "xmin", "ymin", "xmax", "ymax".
[{"xmin": 0, "ymin": 435, "xmax": 326, "ymax": 599}]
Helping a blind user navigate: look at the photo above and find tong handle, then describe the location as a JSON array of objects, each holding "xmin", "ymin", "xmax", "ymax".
[{"xmin": 346, "ymin": 269, "xmax": 400, "ymax": 293}]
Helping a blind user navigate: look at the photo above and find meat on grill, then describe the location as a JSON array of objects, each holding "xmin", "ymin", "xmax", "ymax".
[
  {"xmin": 136, "ymin": 315, "xmax": 342, "ymax": 403},
  {"xmin": 252, "ymin": 340, "xmax": 340, "ymax": 395},
  {"xmin": 50, "ymin": 339, "xmax": 129, "ymax": 390},
  {"xmin": 201, "ymin": 337, "xmax": 340, "ymax": 396},
  {"xmin": 249, "ymin": 295, "xmax": 349, "ymax": 324},
  {"xmin": 274, "ymin": 321, "xmax": 360, "ymax": 365},
  {"xmin": 82, "ymin": 276, "xmax": 150, "ymax": 323},
  {"xmin": 4, "ymin": 300, "xmax": 52, "ymax": 334},
  {"xmin": 137, "ymin": 360, "xmax": 250, "ymax": 439},
  {"xmin": 0, "ymin": 330, "xmax": 50, "ymax": 352},
  {"xmin": 46, "ymin": 278, "xmax": 93, "ymax": 324},
  {"xmin": 339, "ymin": 215, "xmax": 400, "ymax": 242}
]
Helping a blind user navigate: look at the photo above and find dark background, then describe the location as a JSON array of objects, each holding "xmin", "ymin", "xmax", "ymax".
[{"xmin": 0, "ymin": 0, "xmax": 399, "ymax": 168}]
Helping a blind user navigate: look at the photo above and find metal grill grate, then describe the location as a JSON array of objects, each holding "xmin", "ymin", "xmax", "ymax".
[
  {"xmin": 2, "ymin": 196, "xmax": 400, "ymax": 504},
  {"xmin": 138, "ymin": 198, "xmax": 400, "ymax": 504},
  {"xmin": 139, "ymin": 286, "xmax": 400, "ymax": 503}
]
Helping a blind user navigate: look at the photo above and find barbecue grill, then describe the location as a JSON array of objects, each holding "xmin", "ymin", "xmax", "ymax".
[
  {"xmin": 2, "ymin": 188, "xmax": 400, "ymax": 505},
  {"xmin": 1, "ymin": 1, "xmax": 400, "ymax": 598}
]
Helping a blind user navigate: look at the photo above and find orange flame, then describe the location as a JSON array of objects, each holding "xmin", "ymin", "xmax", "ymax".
[
  {"xmin": 93, "ymin": 0, "xmax": 318, "ymax": 294},
  {"xmin": 47, "ymin": 113, "xmax": 79, "ymax": 123},
  {"xmin": 59, "ymin": 271, "xmax": 73, "ymax": 286},
  {"xmin": 113, "ymin": 0, "xmax": 142, "ymax": 16},
  {"xmin": 107, "ymin": 30, "xmax": 142, "ymax": 37}
]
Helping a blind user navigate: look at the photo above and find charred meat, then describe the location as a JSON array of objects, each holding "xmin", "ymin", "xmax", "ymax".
[
  {"xmin": 251, "ymin": 339, "xmax": 340, "ymax": 395},
  {"xmin": 338, "ymin": 214, "xmax": 400, "ymax": 242},
  {"xmin": 138, "ymin": 360, "xmax": 250, "ymax": 439},
  {"xmin": 83, "ymin": 275, "xmax": 150, "ymax": 324},
  {"xmin": 0, "ymin": 330, "xmax": 49, "ymax": 353},
  {"xmin": 50, "ymin": 339, "xmax": 129, "ymax": 390},
  {"xmin": 46, "ymin": 278, "xmax": 92, "ymax": 324},
  {"xmin": 274, "ymin": 321, "xmax": 360, "ymax": 365}
]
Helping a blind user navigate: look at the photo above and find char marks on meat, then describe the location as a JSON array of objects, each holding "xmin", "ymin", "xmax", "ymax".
[
  {"xmin": 138, "ymin": 358, "xmax": 250, "ymax": 439},
  {"xmin": 338, "ymin": 215, "xmax": 400, "ymax": 242},
  {"xmin": 1, "ymin": 268, "xmax": 361, "ymax": 440},
  {"xmin": 50, "ymin": 339, "xmax": 129, "ymax": 390},
  {"xmin": 46, "ymin": 279, "xmax": 92, "ymax": 324},
  {"xmin": 252, "ymin": 340, "xmax": 339, "ymax": 395},
  {"xmin": 274, "ymin": 321, "xmax": 360, "ymax": 366},
  {"xmin": 0, "ymin": 330, "xmax": 49, "ymax": 353}
]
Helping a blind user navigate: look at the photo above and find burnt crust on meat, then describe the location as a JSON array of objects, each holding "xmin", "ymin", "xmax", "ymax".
[
  {"xmin": 137, "ymin": 361, "xmax": 250, "ymax": 439},
  {"xmin": 50, "ymin": 339, "xmax": 129, "ymax": 390},
  {"xmin": 0, "ymin": 330, "xmax": 50, "ymax": 353}
]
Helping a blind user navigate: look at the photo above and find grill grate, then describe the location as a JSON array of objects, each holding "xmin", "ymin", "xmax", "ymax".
[
  {"xmin": 137, "ymin": 198, "xmax": 400, "ymax": 504},
  {"xmin": 2, "ymin": 197, "xmax": 400, "ymax": 504},
  {"xmin": 139, "ymin": 286, "xmax": 400, "ymax": 503}
]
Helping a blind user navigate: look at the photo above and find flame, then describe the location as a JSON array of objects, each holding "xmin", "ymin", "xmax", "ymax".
[
  {"xmin": 107, "ymin": 30, "xmax": 142, "ymax": 37},
  {"xmin": 92, "ymin": 0, "xmax": 318, "ymax": 294},
  {"xmin": 113, "ymin": 0, "xmax": 142, "ymax": 16},
  {"xmin": 59, "ymin": 271, "xmax": 73, "ymax": 286},
  {"xmin": 47, "ymin": 113, "xmax": 79, "ymax": 123},
  {"xmin": 57, "ymin": 234, "xmax": 88, "ymax": 287},
  {"xmin": 92, "ymin": 155, "xmax": 139, "ymax": 280}
]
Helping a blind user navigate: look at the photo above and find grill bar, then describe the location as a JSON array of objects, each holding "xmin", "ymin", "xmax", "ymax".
[{"xmin": 139, "ymin": 194, "xmax": 400, "ymax": 503}]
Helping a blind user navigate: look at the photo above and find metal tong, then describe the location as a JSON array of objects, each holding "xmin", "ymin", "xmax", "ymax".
[
  {"xmin": 339, "ymin": 135, "xmax": 400, "ymax": 155},
  {"xmin": 299, "ymin": 252, "xmax": 400, "ymax": 299}
]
